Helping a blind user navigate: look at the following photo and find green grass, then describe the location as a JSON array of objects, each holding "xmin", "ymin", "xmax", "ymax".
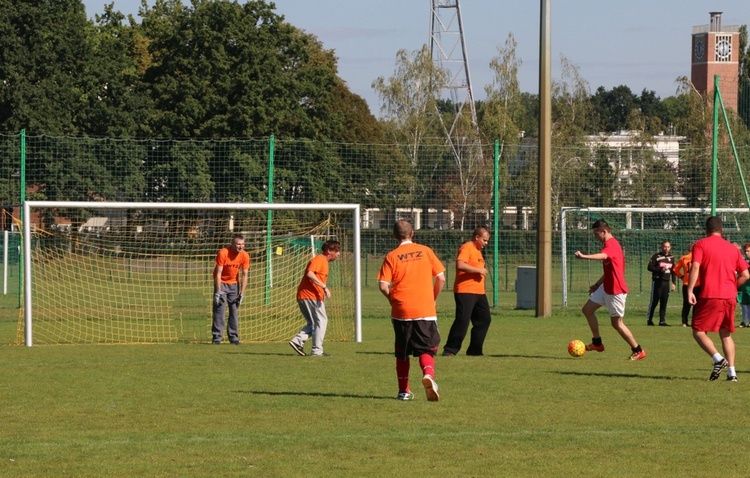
[{"xmin": 2, "ymin": 289, "xmax": 750, "ymax": 477}]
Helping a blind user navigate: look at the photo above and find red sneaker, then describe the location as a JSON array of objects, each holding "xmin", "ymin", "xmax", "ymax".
[
  {"xmin": 629, "ymin": 350, "xmax": 647, "ymax": 361},
  {"xmin": 586, "ymin": 343, "xmax": 605, "ymax": 352}
]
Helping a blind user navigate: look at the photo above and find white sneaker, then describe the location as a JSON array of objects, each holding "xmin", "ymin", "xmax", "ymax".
[
  {"xmin": 422, "ymin": 375, "xmax": 440, "ymax": 402},
  {"xmin": 396, "ymin": 391, "xmax": 414, "ymax": 401}
]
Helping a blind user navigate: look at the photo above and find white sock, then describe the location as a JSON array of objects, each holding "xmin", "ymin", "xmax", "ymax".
[
  {"xmin": 712, "ymin": 353, "xmax": 723, "ymax": 363},
  {"xmin": 728, "ymin": 366, "xmax": 736, "ymax": 377}
]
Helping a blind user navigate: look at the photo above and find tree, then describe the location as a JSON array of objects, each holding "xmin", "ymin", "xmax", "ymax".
[
  {"xmin": 590, "ymin": 85, "xmax": 638, "ymax": 133},
  {"xmin": 0, "ymin": 0, "xmax": 94, "ymax": 134}
]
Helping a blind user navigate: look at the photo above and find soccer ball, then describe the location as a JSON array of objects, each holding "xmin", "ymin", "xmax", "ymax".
[{"xmin": 567, "ymin": 339, "xmax": 586, "ymax": 357}]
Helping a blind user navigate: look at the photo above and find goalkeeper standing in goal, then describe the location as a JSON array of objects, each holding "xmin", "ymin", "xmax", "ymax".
[
  {"xmin": 574, "ymin": 219, "xmax": 646, "ymax": 361},
  {"xmin": 212, "ymin": 235, "xmax": 250, "ymax": 345},
  {"xmin": 288, "ymin": 240, "xmax": 342, "ymax": 356}
]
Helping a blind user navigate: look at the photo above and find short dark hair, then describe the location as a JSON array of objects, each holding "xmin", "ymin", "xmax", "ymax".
[
  {"xmin": 473, "ymin": 227, "xmax": 489, "ymax": 238},
  {"xmin": 322, "ymin": 240, "xmax": 341, "ymax": 253},
  {"xmin": 393, "ymin": 220, "xmax": 413, "ymax": 240},
  {"xmin": 705, "ymin": 216, "xmax": 723, "ymax": 233},
  {"xmin": 591, "ymin": 219, "xmax": 610, "ymax": 232},
  {"xmin": 232, "ymin": 234, "xmax": 244, "ymax": 242}
]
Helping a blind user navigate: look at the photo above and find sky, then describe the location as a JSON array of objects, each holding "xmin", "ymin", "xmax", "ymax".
[{"xmin": 81, "ymin": 0, "xmax": 750, "ymax": 115}]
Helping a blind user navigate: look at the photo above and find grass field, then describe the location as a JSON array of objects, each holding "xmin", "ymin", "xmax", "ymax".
[{"xmin": 2, "ymin": 288, "xmax": 750, "ymax": 477}]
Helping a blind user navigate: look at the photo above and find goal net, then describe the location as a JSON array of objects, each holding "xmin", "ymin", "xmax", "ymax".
[
  {"xmin": 560, "ymin": 207, "xmax": 750, "ymax": 308},
  {"xmin": 17, "ymin": 202, "xmax": 361, "ymax": 346}
]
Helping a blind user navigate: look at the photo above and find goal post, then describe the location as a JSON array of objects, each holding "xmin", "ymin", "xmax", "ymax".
[
  {"xmin": 560, "ymin": 207, "xmax": 750, "ymax": 307},
  {"xmin": 21, "ymin": 201, "xmax": 362, "ymax": 346}
]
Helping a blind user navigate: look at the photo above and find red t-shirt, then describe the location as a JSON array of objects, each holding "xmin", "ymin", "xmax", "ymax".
[
  {"xmin": 692, "ymin": 235, "xmax": 749, "ymax": 299},
  {"xmin": 601, "ymin": 237, "xmax": 628, "ymax": 295}
]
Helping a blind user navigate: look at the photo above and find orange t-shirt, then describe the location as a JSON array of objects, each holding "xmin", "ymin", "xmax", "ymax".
[
  {"xmin": 453, "ymin": 240, "xmax": 486, "ymax": 294},
  {"xmin": 672, "ymin": 252, "xmax": 700, "ymax": 287},
  {"xmin": 215, "ymin": 247, "xmax": 250, "ymax": 284},
  {"xmin": 377, "ymin": 241, "xmax": 445, "ymax": 320},
  {"xmin": 297, "ymin": 254, "xmax": 329, "ymax": 301}
]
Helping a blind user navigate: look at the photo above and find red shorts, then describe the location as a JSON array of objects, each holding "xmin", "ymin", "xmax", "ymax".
[{"xmin": 692, "ymin": 298, "xmax": 736, "ymax": 333}]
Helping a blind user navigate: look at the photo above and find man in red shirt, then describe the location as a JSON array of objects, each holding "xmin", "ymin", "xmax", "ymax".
[
  {"xmin": 574, "ymin": 219, "xmax": 646, "ymax": 361},
  {"xmin": 442, "ymin": 227, "xmax": 491, "ymax": 357},
  {"xmin": 378, "ymin": 221, "xmax": 446, "ymax": 402},
  {"xmin": 688, "ymin": 216, "xmax": 750, "ymax": 381},
  {"xmin": 289, "ymin": 240, "xmax": 341, "ymax": 357},
  {"xmin": 212, "ymin": 235, "xmax": 250, "ymax": 345}
]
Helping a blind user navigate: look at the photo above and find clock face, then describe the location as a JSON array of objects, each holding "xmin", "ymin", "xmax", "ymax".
[
  {"xmin": 694, "ymin": 39, "xmax": 705, "ymax": 61},
  {"xmin": 715, "ymin": 37, "xmax": 732, "ymax": 61}
]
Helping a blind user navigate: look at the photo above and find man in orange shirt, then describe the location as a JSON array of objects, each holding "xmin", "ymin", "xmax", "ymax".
[
  {"xmin": 213, "ymin": 235, "xmax": 250, "ymax": 345},
  {"xmin": 378, "ymin": 221, "xmax": 446, "ymax": 402},
  {"xmin": 442, "ymin": 227, "xmax": 491, "ymax": 357},
  {"xmin": 672, "ymin": 243, "xmax": 700, "ymax": 327},
  {"xmin": 289, "ymin": 240, "xmax": 341, "ymax": 357}
]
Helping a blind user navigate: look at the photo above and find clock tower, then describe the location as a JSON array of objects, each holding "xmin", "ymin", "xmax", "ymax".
[{"xmin": 691, "ymin": 12, "xmax": 740, "ymax": 111}]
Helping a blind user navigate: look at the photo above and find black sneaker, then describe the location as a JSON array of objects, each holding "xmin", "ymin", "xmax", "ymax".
[
  {"xmin": 289, "ymin": 341, "xmax": 305, "ymax": 356},
  {"xmin": 212, "ymin": 340, "xmax": 221, "ymax": 345},
  {"xmin": 727, "ymin": 375, "xmax": 738, "ymax": 382},
  {"xmin": 230, "ymin": 339, "xmax": 240, "ymax": 345},
  {"xmin": 659, "ymin": 322, "xmax": 670, "ymax": 326},
  {"xmin": 442, "ymin": 351, "xmax": 454, "ymax": 357},
  {"xmin": 647, "ymin": 321, "xmax": 655, "ymax": 326},
  {"xmin": 710, "ymin": 358, "xmax": 728, "ymax": 381}
]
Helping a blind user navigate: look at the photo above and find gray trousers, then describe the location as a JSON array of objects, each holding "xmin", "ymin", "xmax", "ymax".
[
  {"xmin": 212, "ymin": 283, "xmax": 240, "ymax": 342},
  {"xmin": 291, "ymin": 299, "xmax": 328, "ymax": 355}
]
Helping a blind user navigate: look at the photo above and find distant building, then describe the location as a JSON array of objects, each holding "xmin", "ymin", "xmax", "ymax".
[{"xmin": 691, "ymin": 12, "xmax": 740, "ymax": 111}]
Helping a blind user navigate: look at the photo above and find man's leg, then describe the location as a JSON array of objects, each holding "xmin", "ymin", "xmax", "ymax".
[
  {"xmin": 610, "ymin": 315, "xmax": 638, "ymax": 348},
  {"xmin": 443, "ymin": 294, "xmax": 475, "ymax": 355},
  {"xmin": 310, "ymin": 301, "xmax": 328, "ymax": 356},
  {"xmin": 582, "ymin": 300, "xmax": 602, "ymax": 338},
  {"xmin": 290, "ymin": 300, "xmax": 314, "ymax": 351},
  {"xmin": 225, "ymin": 284, "xmax": 240, "ymax": 343},
  {"xmin": 681, "ymin": 285, "xmax": 690, "ymax": 325},
  {"xmin": 658, "ymin": 282, "xmax": 669, "ymax": 324},
  {"xmin": 466, "ymin": 295, "xmax": 491, "ymax": 356},
  {"xmin": 646, "ymin": 281, "xmax": 658, "ymax": 324},
  {"xmin": 720, "ymin": 328, "xmax": 735, "ymax": 367},
  {"xmin": 211, "ymin": 287, "xmax": 227, "ymax": 342}
]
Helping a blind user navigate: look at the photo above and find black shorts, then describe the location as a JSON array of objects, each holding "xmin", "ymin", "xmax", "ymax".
[{"xmin": 392, "ymin": 319, "xmax": 440, "ymax": 359}]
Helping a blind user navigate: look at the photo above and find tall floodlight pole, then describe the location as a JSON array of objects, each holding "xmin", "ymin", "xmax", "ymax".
[
  {"xmin": 429, "ymin": 0, "xmax": 478, "ymax": 131},
  {"xmin": 536, "ymin": 0, "xmax": 552, "ymax": 317},
  {"xmin": 430, "ymin": 0, "xmax": 484, "ymax": 233}
]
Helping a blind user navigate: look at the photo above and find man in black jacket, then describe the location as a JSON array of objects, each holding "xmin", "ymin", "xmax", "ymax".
[{"xmin": 647, "ymin": 241, "xmax": 676, "ymax": 326}]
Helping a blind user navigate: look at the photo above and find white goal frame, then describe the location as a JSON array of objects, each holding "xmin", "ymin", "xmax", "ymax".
[
  {"xmin": 560, "ymin": 206, "xmax": 750, "ymax": 307},
  {"xmin": 22, "ymin": 201, "xmax": 362, "ymax": 347}
]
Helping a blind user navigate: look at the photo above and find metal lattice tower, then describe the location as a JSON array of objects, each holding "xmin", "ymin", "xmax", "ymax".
[{"xmin": 429, "ymin": 0, "xmax": 479, "ymax": 135}]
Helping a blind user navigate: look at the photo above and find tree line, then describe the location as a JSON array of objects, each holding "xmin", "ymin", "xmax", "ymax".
[{"xmin": 1, "ymin": 0, "xmax": 750, "ymax": 227}]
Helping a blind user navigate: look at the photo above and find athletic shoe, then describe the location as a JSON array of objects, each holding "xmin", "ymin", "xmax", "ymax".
[
  {"xmin": 647, "ymin": 321, "xmax": 655, "ymax": 326},
  {"xmin": 710, "ymin": 358, "xmax": 728, "ymax": 381},
  {"xmin": 310, "ymin": 352, "xmax": 331, "ymax": 357},
  {"xmin": 682, "ymin": 323, "xmax": 688, "ymax": 327},
  {"xmin": 212, "ymin": 340, "xmax": 221, "ymax": 345},
  {"xmin": 659, "ymin": 322, "xmax": 670, "ymax": 326},
  {"xmin": 727, "ymin": 375, "xmax": 738, "ymax": 382},
  {"xmin": 289, "ymin": 341, "xmax": 305, "ymax": 356},
  {"xmin": 629, "ymin": 350, "xmax": 647, "ymax": 361},
  {"xmin": 230, "ymin": 339, "xmax": 240, "ymax": 345},
  {"xmin": 396, "ymin": 391, "xmax": 414, "ymax": 401},
  {"xmin": 441, "ymin": 351, "xmax": 454, "ymax": 357},
  {"xmin": 586, "ymin": 343, "xmax": 605, "ymax": 352},
  {"xmin": 422, "ymin": 374, "xmax": 440, "ymax": 402}
]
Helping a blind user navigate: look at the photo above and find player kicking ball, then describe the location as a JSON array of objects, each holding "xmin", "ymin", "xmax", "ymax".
[{"xmin": 574, "ymin": 219, "xmax": 646, "ymax": 361}]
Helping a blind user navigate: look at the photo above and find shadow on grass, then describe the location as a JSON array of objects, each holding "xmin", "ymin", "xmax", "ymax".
[
  {"xmin": 240, "ymin": 390, "xmax": 393, "ymax": 400},
  {"xmin": 554, "ymin": 370, "xmax": 694, "ymax": 380}
]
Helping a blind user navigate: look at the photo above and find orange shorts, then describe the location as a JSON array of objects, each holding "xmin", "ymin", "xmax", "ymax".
[{"xmin": 692, "ymin": 298, "xmax": 736, "ymax": 333}]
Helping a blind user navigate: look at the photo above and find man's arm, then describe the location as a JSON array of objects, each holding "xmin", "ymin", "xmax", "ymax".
[
  {"xmin": 305, "ymin": 270, "xmax": 330, "ymax": 298},
  {"xmin": 456, "ymin": 260, "xmax": 487, "ymax": 276},
  {"xmin": 687, "ymin": 262, "xmax": 701, "ymax": 305},
  {"xmin": 738, "ymin": 269, "xmax": 750, "ymax": 288},
  {"xmin": 240, "ymin": 267, "xmax": 249, "ymax": 295},
  {"xmin": 213, "ymin": 265, "xmax": 223, "ymax": 292},
  {"xmin": 647, "ymin": 253, "xmax": 659, "ymax": 273},
  {"xmin": 433, "ymin": 272, "xmax": 446, "ymax": 302},
  {"xmin": 574, "ymin": 251, "xmax": 608, "ymax": 261},
  {"xmin": 378, "ymin": 281, "xmax": 390, "ymax": 299}
]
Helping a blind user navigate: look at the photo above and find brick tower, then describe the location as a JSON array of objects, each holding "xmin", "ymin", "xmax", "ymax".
[{"xmin": 691, "ymin": 12, "xmax": 740, "ymax": 111}]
